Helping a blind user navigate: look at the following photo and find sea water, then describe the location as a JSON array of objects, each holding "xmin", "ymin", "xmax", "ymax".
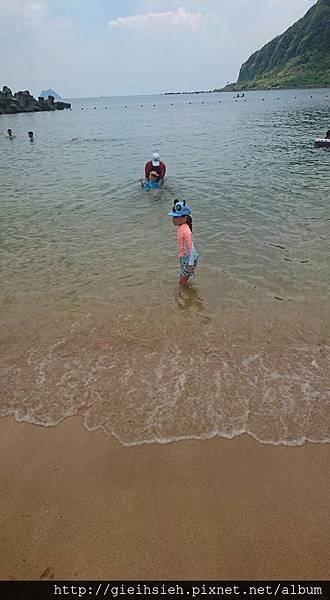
[{"xmin": 0, "ymin": 89, "xmax": 329, "ymax": 445}]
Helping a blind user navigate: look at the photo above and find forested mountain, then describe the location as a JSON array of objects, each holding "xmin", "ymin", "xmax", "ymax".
[{"xmin": 221, "ymin": 0, "xmax": 330, "ymax": 91}]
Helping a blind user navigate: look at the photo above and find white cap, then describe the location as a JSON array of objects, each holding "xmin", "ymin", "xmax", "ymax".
[{"xmin": 152, "ymin": 152, "xmax": 160, "ymax": 166}]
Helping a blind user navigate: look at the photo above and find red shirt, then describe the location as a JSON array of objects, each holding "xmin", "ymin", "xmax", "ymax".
[{"xmin": 145, "ymin": 160, "xmax": 166, "ymax": 181}]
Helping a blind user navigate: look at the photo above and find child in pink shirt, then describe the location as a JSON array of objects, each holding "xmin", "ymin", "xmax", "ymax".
[{"xmin": 168, "ymin": 199, "xmax": 199, "ymax": 284}]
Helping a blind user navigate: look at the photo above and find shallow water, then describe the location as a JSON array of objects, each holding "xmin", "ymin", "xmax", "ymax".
[{"xmin": 1, "ymin": 89, "xmax": 329, "ymax": 445}]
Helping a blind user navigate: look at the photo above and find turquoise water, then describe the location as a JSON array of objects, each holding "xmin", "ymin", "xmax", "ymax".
[{"xmin": 0, "ymin": 89, "xmax": 329, "ymax": 445}]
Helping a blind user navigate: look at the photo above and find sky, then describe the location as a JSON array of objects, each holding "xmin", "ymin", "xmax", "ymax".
[{"xmin": 1, "ymin": 0, "xmax": 317, "ymax": 98}]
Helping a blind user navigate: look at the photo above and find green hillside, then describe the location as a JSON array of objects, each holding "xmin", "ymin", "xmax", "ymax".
[{"xmin": 220, "ymin": 0, "xmax": 330, "ymax": 91}]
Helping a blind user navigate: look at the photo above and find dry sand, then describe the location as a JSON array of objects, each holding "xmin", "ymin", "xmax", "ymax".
[{"xmin": 0, "ymin": 416, "xmax": 328, "ymax": 580}]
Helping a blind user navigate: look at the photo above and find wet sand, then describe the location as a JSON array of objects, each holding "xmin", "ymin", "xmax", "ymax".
[{"xmin": 0, "ymin": 416, "xmax": 328, "ymax": 580}]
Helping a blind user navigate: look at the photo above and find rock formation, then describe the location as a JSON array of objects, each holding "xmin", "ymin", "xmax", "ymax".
[{"xmin": 0, "ymin": 86, "xmax": 71, "ymax": 114}]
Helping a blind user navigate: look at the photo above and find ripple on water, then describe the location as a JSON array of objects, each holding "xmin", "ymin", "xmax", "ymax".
[{"xmin": 1, "ymin": 90, "xmax": 329, "ymax": 444}]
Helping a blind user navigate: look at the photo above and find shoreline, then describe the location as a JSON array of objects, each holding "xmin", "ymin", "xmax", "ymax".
[
  {"xmin": 218, "ymin": 84, "xmax": 330, "ymax": 93},
  {"xmin": 2, "ymin": 300, "xmax": 328, "ymax": 448},
  {"xmin": 2, "ymin": 415, "xmax": 329, "ymax": 448},
  {"xmin": 163, "ymin": 85, "xmax": 330, "ymax": 95},
  {"xmin": 1, "ymin": 415, "xmax": 329, "ymax": 580}
]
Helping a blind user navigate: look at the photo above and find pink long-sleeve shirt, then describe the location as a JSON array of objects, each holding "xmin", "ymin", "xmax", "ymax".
[{"xmin": 177, "ymin": 223, "xmax": 197, "ymax": 265}]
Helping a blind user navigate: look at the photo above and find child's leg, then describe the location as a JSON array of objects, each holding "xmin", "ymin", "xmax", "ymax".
[{"xmin": 179, "ymin": 256, "xmax": 193, "ymax": 285}]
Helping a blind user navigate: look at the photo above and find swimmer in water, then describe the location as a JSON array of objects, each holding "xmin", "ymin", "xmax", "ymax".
[
  {"xmin": 144, "ymin": 152, "xmax": 166, "ymax": 184},
  {"xmin": 6, "ymin": 128, "xmax": 16, "ymax": 140}
]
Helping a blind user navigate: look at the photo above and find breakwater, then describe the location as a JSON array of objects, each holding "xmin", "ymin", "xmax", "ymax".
[{"xmin": 0, "ymin": 85, "xmax": 71, "ymax": 115}]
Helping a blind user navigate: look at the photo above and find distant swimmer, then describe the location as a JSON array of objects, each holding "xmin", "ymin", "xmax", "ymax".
[
  {"xmin": 141, "ymin": 171, "xmax": 161, "ymax": 189},
  {"xmin": 28, "ymin": 130, "xmax": 34, "ymax": 142},
  {"xmin": 314, "ymin": 131, "xmax": 330, "ymax": 148},
  {"xmin": 6, "ymin": 128, "xmax": 15, "ymax": 140},
  {"xmin": 145, "ymin": 152, "xmax": 166, "ymax": 184}
]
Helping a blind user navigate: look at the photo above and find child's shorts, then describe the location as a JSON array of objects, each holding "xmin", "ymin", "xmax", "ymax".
[{"xmin": 180, "ymin": 254, "xmax": 199, "ymax": 278}]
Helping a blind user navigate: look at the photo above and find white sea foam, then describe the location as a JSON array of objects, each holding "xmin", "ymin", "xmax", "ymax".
[{"xmin": 1, "ymin": 310, "xmax": 328, "ymax": 447}]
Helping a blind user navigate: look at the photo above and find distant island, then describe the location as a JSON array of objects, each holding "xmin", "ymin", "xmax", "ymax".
[
  {"xmin": 0, "ymin": 86, "xmax": 71, "ymax": 115},
  {"xmin": 219, "ymin": 0, "xmax": 330, "ymax": 91},
  {"xmin": 40, "ymin": 88, "xmax": 62, "ymax": 100}
]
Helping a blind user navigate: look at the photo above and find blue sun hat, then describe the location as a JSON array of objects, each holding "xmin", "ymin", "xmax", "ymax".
[{"xmin": 168, "ymin": 199, "xmax": 192, "ymax": 217}]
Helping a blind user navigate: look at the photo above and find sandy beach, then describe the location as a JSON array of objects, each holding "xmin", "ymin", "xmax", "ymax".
[{"xmin": 0, "ymin": 416, "xmax": 328, "ymax": 580}]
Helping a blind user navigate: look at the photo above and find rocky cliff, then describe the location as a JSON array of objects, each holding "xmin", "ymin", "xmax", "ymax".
[{"xmin": 220, "ymin": 0, "xmax": 330, "ymax": 91}]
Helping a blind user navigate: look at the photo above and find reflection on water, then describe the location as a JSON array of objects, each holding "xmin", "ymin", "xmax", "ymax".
[{"xmin": 0, "ymin": 89, "xmax": 329, "ymax": 445}]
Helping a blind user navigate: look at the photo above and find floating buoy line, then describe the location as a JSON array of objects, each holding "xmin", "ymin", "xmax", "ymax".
[{"xmin": 76, "ymin": 94, "xmax": 327, "ymax": 110}]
